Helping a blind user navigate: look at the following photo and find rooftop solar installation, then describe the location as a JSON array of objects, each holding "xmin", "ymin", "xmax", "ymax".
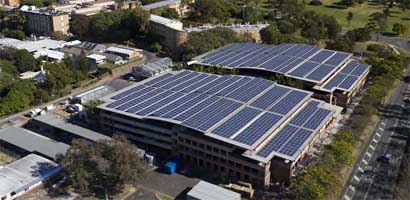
[
  {"xmin": 195, "ymin": 43, "xmax": 352, "ymax": 84},
  {"xmin": 319, "ymin": 60, "xmax": 370, "ymax": 92},
  {"xmin": 100, "ymin": 70, "xmax": 339, "ymax": 162}
]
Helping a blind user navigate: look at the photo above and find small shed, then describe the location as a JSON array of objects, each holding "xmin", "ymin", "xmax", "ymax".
[{"xmin": 187, "ymin": 181, "xmax": 241, "ymax": 200}]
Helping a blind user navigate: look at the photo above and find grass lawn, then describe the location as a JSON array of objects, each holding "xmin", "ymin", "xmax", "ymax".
[{"xmin": 305, "ymin": 0, "xmax": 410, "ymax": 37}]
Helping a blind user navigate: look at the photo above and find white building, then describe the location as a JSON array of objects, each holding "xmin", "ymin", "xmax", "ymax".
[
  {"xmin": 19, "ymin": 66, "xmax": 46, "ymax": 83},
  {"xmin": 187, "ymin": 181, "xmax": 241, "ymax": 200},
  {"xmin": 33, "ymin": 49, "xmax": 65, "ymax": 62},
  {"xmin": 0, "ymin": 154, "xmax": 63, "ymax": 200}
]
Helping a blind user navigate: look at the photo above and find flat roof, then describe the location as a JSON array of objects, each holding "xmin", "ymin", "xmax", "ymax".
[
  {"xmin": 192, "ymin": 43, "xmax": 370, "ymax": 93},
  {"xmin": 0, "ymin": 37, "xmax": 66, "ymax": 53},
  {"xmin": 0, "ymin": 127, "xmax": 69, "ymax": 159},
  {"xmin": 33, "ymin": 49, "xmax": 65, "ymax": 60},
  {"xmin": 150, "ymin": 14, "xmax": 183, "ymax": 26},
  {"xmin": 0, "ymin": 154, "xmax": 62, "ymax": 197},
  {"xmin": 141, "ymin": 0, "xmax": 180, "ymax": 10},
  {"xmin": 187, "ymin": 181, "xmax": 241, "ymax": 200},
  {"xmin": 106, "ymin": 46, "xmax": 139, "ymax": 56},
  {"xmin": 33, "ymin": 113, "xmax": 111, "ymax": 142},
  {"xmin": 134, "ymin": 57, "xmax": 172, "ymax": 76},
  {"xmin": 87, "ymin": 53, "xmax": 106, "ymax": 60},
  {"xmin": 99, "ymin": 70, "xmax": 340, "ymax": 162}
]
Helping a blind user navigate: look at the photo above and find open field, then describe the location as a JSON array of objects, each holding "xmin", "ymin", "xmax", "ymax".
[{"xmin": 305, "ymin": 0, "xmax": 410, "ymax": 36}]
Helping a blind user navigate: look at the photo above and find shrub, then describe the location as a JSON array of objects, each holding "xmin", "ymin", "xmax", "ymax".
[{"xmin": 309, "ymin": 0, "xmax": 323, "ymax": 5}]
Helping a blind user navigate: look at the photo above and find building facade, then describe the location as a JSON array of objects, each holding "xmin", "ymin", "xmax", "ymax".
[{"xmin": 20, "ymin": 6, "xmax": 70, "ymax": 36}]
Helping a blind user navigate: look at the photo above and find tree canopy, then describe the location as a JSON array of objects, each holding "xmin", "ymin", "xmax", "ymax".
[{"xmin": 61, "ymin": 136, "xmax": 145, "ymax": 196}]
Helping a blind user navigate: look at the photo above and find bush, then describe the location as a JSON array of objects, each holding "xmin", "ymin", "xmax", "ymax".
[{"xmin": 309, "ymin": 0, "xmax": 323, "ymax": 5}]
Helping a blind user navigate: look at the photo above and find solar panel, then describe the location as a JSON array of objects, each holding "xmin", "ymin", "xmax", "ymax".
[
  {"xmin": 183, "ymin": 99, "xmax": 242, "ymax": 131},
  {"xmin": 309, "ymin": 50, "xmax": 335, "ymax": 63},
  {"xmin": 290, "ymin": 101, "xmax": 320, "ymax": 126},
  {"xmin": 107, "ymin": 87, "xmax": 155, "ymax": 108},
  {"xmin": 205, "ymin": 76, "xmax": 242, "ymax": 94},
  {"xmin": 323, "ymin": 74, "xmax": 347, "ymax": 90},
  {"xmin": 256, "ymin": 125, "xmax": 299, "ymax": 158},
  {"xmin": 151, "ymin": 70, "xmax": 191, "ymax": 88},
  {"xmin": 213, "ymin": 107, "xmax": 261, "ymax": 138},
  {"xmin": 143, "ymin": 73, "xmax": 173, "ymax": 86},
  {"xmin": 111, "ymin": 85, "xmax": 146, "ymax": 100},
  {"xmin": 173, "ymin": 95, "xmax": 219, "ymax": 121},
  {"xmin": 288, "ymin": 61, "xmax": 319, "ymax": 78},
  {"xmin": 160, "ymin": 71, "xmax": 200, "ymax": 89},
  {"xmin": 250, "ymin": 86, "xmax": 290, "ymax": 109},
  {"xmin": 269, "ymin": 90, "xmax": 309, "ymax": 115},
  {"xmin": 338, "ymin": 75, "xmax": 358, "ymax": 90},
  {"xmin": 325, "ymin": 52, "xmax": 350, "ymax": 66},
  {"xmin": 226, "ymin": 45, "xmax": 273, "ymax": 67},
  {"xmin": 305, "ymin": 64, "xmax": 336, "ymax": 81},
  {"xmin": 183, "ymin": 75, "xmax": 219, "ymax": 93},
  {"xmin": 169, "ymin": 73, "xmax": 209, "ymax": 92},
  {"xmin": 278, "ymin": 128, "xmax": 313, "ymax": 156},
  {"xmin": 340, "ymin": 60, "xmax": 358, "ymax": 74},
  {"xmin": 226, "ymin": 78, "xmax": 272, "ymax": 102},
  {"xmin": 216, "ymin": 77, "xmax": 253, "ymax": 96},
  {"xmin": 136, "ymin": 92, "xmax": 183, "ymax": 115},
  {"xmin": 233, "ymin": 112, "xmax": 282, "ymax": 145},
  {"xmin": 161, "ymin": 94, "xmax": 210, "ymax": 119},
  {"xmin": 125, "ymin": 89, "xmax": 174, "ymax": 113},
  {"xmin": 351, "ymin": 64, "xmax": 368, "ymax": 76},
  {"xmin": 151, "ymin": 93, "xmax": 199, "ymax": 116},
  {"xmin": 303, "ymin": 108, "xmax": 332, "ymax": 130}
]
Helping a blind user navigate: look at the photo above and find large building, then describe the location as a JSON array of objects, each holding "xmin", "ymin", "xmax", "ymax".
[
  {"xmin": 19, "ymin": 6, "xmax": 70, "ymax": 36},
  {"xmin": 97, "ymin": 70, "xmax": 342, "ymax": 187},
  {"xmin": 190, "ymin": 43, "xmax": 370, "ymax": 107}
]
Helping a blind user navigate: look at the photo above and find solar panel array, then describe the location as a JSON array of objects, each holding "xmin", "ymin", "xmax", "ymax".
[
  {"xmin": 199, "ymin": 43, "xmax": 351, "ymax": 83},
  {"xmin": 256, "ymin": 100, "xmax": 333, "ymax": 159},
  {"xmin": 104, "ymin": 70, "xmax": 336, "ymax": 161},
  {"xmin": 322, "ymin": 60, "xmax": 369, "ymax": 91}
]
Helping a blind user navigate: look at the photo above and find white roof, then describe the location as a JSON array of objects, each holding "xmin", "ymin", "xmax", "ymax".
[
  {"xmin": 0, "ymin": 37, "xmax": 65, "ymax": 52},
  {"xmin": 19, "ymin": 71, "xmax": 42, "ymax": 79},
  {"xmin": 87, "ymin": 54, "xmax": 106, "ymax": 60},
  {"xmin": 150, "ymin": 14, "xmax": 183, "ymax": 30},
  {"xmin": 106, "ymin": 46, "xmax": 140, "ymax": 56},
  {"xmin": 187, "ymin": 181, "xmax": 241, "ymax": 200},
  {"xmin": 0, "ymin": 154, "xmax": 62, "ymax": 197},
  {"xmin": 142, "ymin": 0, "xmax": 180, "ymax": 10},
  {"xmin": 34, "ymin": 49, "xmax": 65, "ymax": 60}
]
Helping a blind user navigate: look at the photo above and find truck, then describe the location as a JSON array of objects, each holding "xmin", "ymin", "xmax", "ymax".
[{"xmin": 44, "ymin": 104, "xmax": 55, "ymax": 111}]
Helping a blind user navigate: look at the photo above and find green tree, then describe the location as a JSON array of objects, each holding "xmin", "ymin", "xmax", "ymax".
[
  {"xmin": 188, "ymin": 0, "xmax": 231, "ymax": 23},
  {"xmin": 0, "ymin": 80, "xmax": 37, "ymax": 116},
  {"xmin": 61, "ymin": 136, "xmax": 145, "ymax": 196},
  {"xmin": 277, "ymin": 20, "xmax": 297, "ymax": 34},
  {"xmin": 346, "ymin": 11, "xmax": 353, "ymax": 26},
  {"xmin": 392, "ymin": 23, "xmax": 408, "ymax": 36}
]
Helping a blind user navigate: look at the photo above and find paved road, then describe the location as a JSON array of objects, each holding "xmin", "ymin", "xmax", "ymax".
[{"xmin": 341, "ymin": 71, "xmax": 409, "ymax": 200}]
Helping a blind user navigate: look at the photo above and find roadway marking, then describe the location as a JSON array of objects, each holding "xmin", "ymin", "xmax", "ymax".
[
  {"xmin": 344, "ymin": 195, "xmax": 351, "ymax": 200},
  {"xmin": 362, "ymin": 159, "xmax": 368, "ymax": 165},
  {"xmin": 376, "ymin": 132, "xmax": 382, "ymax": 138},
  {"xmin": 366, "ymin": 152, "xmax": 372, "ymax": 158},
  {"xmin": 378, "ymin": 127, "xmax": 384, "ymax": 131},
  {"xmin": 369, "ymin": 145, "xmax": 375, "ymax": 150},
  {"xmin": 358, "ymin": 167, "xmax": 364, "ymax": 173},
  {"xmin": 353, "ymin": 175, "xmax": 360, "ymax": 182},
  {"xmin": 372, "ymin": 138, "xmax": 379, "ymax": 143}
]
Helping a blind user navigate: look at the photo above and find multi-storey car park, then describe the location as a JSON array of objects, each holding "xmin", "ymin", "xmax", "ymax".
[
  {"xmin": 97, "ymin": 70, "xmax": 342, "ymax": 187},
  {"xmin": 189, "ymin": 43, "xmax": 371, "ymax": 107}
]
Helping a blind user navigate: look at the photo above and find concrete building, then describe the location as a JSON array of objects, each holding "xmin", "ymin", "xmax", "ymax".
[
  {"xmin": 30, "ymin": 113, "xmax": 111, "ymax": 144},
  {"xmin": 187, "ymin": 181, "xmax": 241, "ymax": 200},
  {"xmin": 19, "ymin": 6, "xmax": 70, "ymax": 36},
  {"xmin": 0, "ymin": 127, "xmax": 69, "ymax": 160},
  {"xmin": 33, "ymin": 49, "xmax": 65, "ymax": 62},
  {"xmin": 71, "ymin": 85, "xmax": 115, "ymax": 104},
  {"xmin": 131, "ymin": 57, "xmax": 172, "ymax": 78},
  {"xmin": 0, "ymin": 154, "xmax": 62, "ymax": 200},
  {"xmin": 97, "ymin": 70, "xmax": 342, "ymax": 187},
  {"xmin": 149, "ymin": 14, "xmax": 187, "ymax": 52},
  {"xmin": 191, "ymin": 43, "xmax": 370, "ymax": 107}
]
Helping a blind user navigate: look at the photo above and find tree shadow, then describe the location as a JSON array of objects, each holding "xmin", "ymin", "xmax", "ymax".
[
  {"xmin": 400, "ymin": 17, "xmax": 410, "ymax": 21},
  {"xmin": 324, "ymin": 5, "xmax": 347, "ymax": 9}
]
